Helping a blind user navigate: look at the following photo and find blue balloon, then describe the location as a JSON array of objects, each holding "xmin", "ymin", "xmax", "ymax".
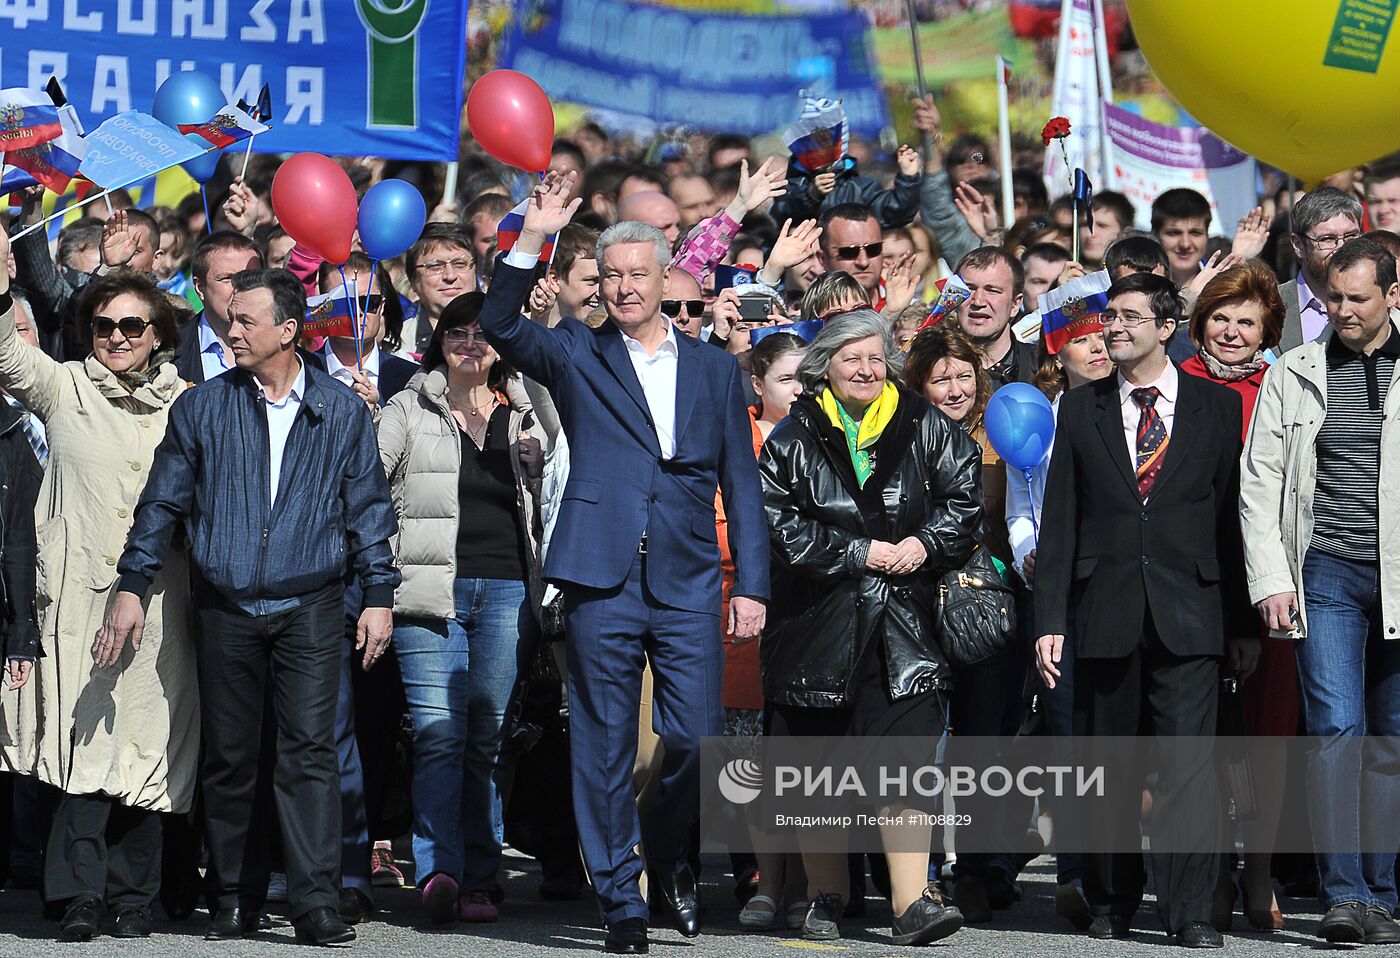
[
  {"xmin": 983, "ymin": 382, "xmax": 1056, "ymax": 470},
  {"xmin": 152, "ymin": 71, "xmax": 225, "ymax": 183},
  {"xmin": 356, "ymin": 179, "xmax": 428, "ymax": 262}
]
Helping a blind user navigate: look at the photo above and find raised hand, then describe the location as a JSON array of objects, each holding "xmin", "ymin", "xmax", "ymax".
[
  {"xmin": 1185, "ymin": 250, "xmax": 1244, "ymax": 299},
  {"xmin": 881, "ymin": 251, "xmax": 919, "ymax": 316},
  {"xmin": 519, "ymin": 170, "xmax": 582, "ymax": 252},
  {"xmin": 897, "ymin": 144, "xmax": 920, "ymax": 177},
  {"xmin": 427, "ymin": 201, "xmax": 459, "ymax": 225},
  {"xmin": 710, "ymin": 287, "xmax": 741, "ymax": 341},
  {"xmin": 528, "ymin": 274, "xmax": 560, "ymax": 325},
  {"xmin": 762, "ymin": 219, "xmax": 823, "ymax": 282},
  {"xmin": 812, "ymin": 171, "xmax": 837, "ymax": 197},
  {"xmin": 101, "ymin": 209, "xmax": 140, "ymax": 268},
  {"xmin": 728, "ymin": 156, "xmax": 786, "ymax": 220},
  {"xmin": 953, "ymin": 181, "xmax": 999, "ymax": 240},
  {"xmin": 223, "ymin": 177, "xmax": 260, "ymax": 237},
  {"xmin": 1231, "ymin": 206, "xmax": 1269, "ymax": 261},
  {"xmin": 912, "ymin": 94, "xmax": 945, "ymax": 169}
]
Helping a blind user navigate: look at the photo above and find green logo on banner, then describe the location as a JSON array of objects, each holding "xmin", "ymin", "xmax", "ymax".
[
  {"xmin": 1323, "ymin": 0, "xmax": 1396, "ymax": 74},
  {"xmin": 356, "ymin": 0, "xmax": 431, "ymax": 129}
]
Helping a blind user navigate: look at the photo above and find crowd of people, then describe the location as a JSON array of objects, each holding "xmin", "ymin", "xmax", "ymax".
[{"xmin": 0, "ymin": 83, "xmax": 1399, "ymax": 953}]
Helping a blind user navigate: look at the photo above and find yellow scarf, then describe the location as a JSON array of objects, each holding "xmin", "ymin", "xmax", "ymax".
[{"xmin": 817, "ymin": 381, "xmax": 900, "ymax": 487}]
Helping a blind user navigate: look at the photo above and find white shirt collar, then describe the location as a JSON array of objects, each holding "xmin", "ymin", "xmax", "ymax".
[
  {"xmin": 323, "ymin": 341, "xmax": 379, "ymax": 381},
  {"xmin": 255, "ymin": 360, "xmax": 306, "ymax": 409},
  {"xmin": 1118, "ymin": 359, "xmax": 1178, "ymax": 406},
  {"xmin": 197, "ymin": 313, "xmax": 224, "ymax": 354},
  {"xmin": 620, "ymin": 321, "xmax": 679, "ymax": 359}
]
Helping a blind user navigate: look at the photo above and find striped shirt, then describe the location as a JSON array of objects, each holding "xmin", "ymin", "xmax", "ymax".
[{"xmin": 1310, "ymin": 326, "xmax": 1400, "ymax": 561}]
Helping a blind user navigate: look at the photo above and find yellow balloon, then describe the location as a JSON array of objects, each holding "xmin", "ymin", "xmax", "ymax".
[{"xmin": 1127, "ymin": 0, "xmax": 1400, "ymax": 181}]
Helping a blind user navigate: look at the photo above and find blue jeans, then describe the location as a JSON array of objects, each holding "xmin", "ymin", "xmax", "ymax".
[
  {"xmin": 1298, "ymin": 549, "xmax": 1400, "ymax": 911},
  {"xmin": 394, "ymin": 578, "xmax": 530, "ymax": 891}
]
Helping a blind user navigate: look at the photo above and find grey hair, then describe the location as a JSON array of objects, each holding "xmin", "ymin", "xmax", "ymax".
[
  {"xmin": 1292, "ymin": 186, "xmax": 1364, "ymax": 237},
  {"xmin": 9, "ymin": 289, "xmax": 30, "ymax": 318},
  {"xmin": 796, "ymin": 308, "xmax": 902, "ymax": 394},
  {"xmin": 596, "ymin": 220, "xmax": 670, "ymax": 270}
]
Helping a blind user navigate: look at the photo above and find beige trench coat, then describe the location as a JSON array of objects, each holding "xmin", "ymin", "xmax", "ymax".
[{"xmin": 0, "ymin": 300, "xmax": 197, "ymax": 813}]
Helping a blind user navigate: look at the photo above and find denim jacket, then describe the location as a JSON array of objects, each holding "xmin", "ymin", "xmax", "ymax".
[{"xmin": 118, "ymin": 362, "xmax": 400, "ymax": 613}]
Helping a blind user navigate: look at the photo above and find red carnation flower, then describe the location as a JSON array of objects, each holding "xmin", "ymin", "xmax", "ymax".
[{"xmin": 1041, "ymin": 116, "xmax": 1072, "ymax": 146}]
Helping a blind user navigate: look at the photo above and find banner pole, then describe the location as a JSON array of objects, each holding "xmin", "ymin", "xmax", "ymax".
[
  {"xmin": 996, "ymin": 56, "xmax": 1015, "ymax": 226},
  {"xmin": 11, "ymin": 187, "xmax": 114, "ymax": 242},
  {"xmin": 1090, "ymin": 0, "xmax": 1116, "ymax": 189},
  {"xmin": 441, "ymin": 160, "xmax": 459, "ymax": 211},
  {"xmin": 904, "ymin": 0, "xmax": 936, "ymax": 160}
]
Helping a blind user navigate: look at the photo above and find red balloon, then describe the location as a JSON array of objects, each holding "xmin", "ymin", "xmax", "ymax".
[
  {"xmin": 270, "ymin": 153, "xmax": 358, "ymax": 265},
  {"xmin": 466, "ymin": 70, "xmax": 555, "ymax": 173}
]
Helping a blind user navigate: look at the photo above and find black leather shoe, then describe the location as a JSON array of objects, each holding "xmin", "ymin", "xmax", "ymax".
[
  {"xmin": 1087, "ymin": 914, "xmax": 1133, "ymax": 939},
  {"xmin": 338, "ymin": 888, "xmax": 374, "ymax": 925},
  {"xmin": 204, "ymin": 905, "xmax": 263, "ymax": 941},
  {"xmin": 161, "ymin": 870, "xmax": 202, "ymax": 921},
  {"xmin": 112, "ymin": 907, "xmax": 154, "ymax": 938},
  {"xmin": 1175, "ymin": 921, "xmax": 1224, "ymax": 948},
  {"xmin": 292, "ymin": 906, "xmax": 356, "ymax": 946},
  {"xmin": 604, "ymin": 917, "xmax": 648, "ymax": 954},
  {"xmin": 1364, "ymin": 906, "xmax": 1400, "ymax": 945},
  {"xmin": 1319, "ymin": 901, "xmax": 1368, "ymax": 943},
  {"xmin": 59, "ymin": 897, "xmax": 102, "ymax": 942},
  {"xmin": 648, "ymin": 865, "xmax": 701, "ymax": 938}
]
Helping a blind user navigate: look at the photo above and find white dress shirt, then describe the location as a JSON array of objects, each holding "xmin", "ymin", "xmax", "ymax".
[
  {"xmin": 1005, "ymin": 394, "xmax": 1059, "ymax": 582},
  {"xmin": 503, "ymin": 246, "xmax": 680, "ymax": 459},
  {"xmin": 1118, "ymin": 360, "xmax": 1178, "ymax": 460},
  {"xmin": 256, "ymin": 361, "xmax": 306, "ymax": 507},
  {"xmin": 197, "ymin": 314, "xmax": 234, "ymax": 381},
  {"xmin": 324, "ymin": 341, "xmax": 379, "ymax": 393}
]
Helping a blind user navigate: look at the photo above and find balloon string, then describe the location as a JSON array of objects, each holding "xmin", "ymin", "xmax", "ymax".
[
  {"xmin": 363, "ymin": 259, "xmax": 379, "ymax": 360},
  {"xmin": 337, "ymin": 263, "xmax": 363, "ymax": 371},
  {"xmin": 1025, "ymin": 467, "xmax": 1040, "ymax": 548},
  {"xmin": 201, "ymin": 185, "xmax": 213, "ymax": 235}
]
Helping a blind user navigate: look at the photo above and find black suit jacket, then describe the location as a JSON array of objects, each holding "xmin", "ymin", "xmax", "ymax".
[
  {"xmin": 1033, "ymin": 370, "xmax": 1252, "ymax": 659},
  {"xmin": 377, "ymin": 353, "xmax": 420, "ymax": 405},
  {"xmin": 175, "ymin": 312, "xmax": 328, "ymax": 384}
]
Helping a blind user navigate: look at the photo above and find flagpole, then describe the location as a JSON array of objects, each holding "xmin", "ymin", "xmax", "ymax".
[
  {"xmin": 10, "ymin": 187, "xmax": 115, "ymax": 242},
  {"xmin": 996, "ymin": 56, "xmax": 1014, "ymax": 226},
  {"xmin": 441, "ymin": 160, "xmax": 459, "ymax": 211},
  {"xmin": 1090, "ymin": 0, "xmax": 1115, "ymax": 189},
  {"xmin": 240, "ymin": 135, "xmax": 255, "ymax": 181},
  {"xmin": 904, "ymin": 0, "xmax": 936, "ymax": 160},
  {"xmin": 1047, "ymin": 0, "xmax": 1075, "ymax": 191}
]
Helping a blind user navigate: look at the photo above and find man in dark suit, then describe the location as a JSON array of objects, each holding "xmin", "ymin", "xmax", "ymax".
[
  {"xmin": 1033, "ymin": 272, "xmax": 1256, "ymax": 948},
  {"xmin": 479, "ymin": 171, "xmax": 769, "ymax": 954},
  {"xmin": 177, "ymin": 231, "xmax": 266, "ymax": 384}
]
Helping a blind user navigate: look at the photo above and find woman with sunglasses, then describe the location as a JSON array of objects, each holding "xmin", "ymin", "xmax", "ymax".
[
  {"xmin": 377, "ymin": 291, "xmax": 545, "ymax": 925},
  {"xmin": 0, "ymin": 265, "xmax": 193, "ymax": 941}
]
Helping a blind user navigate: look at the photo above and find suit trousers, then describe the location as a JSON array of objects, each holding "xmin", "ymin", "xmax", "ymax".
[
  {"xmin": 45, "ymin": 793, "xmax": 162, "ymax": 910},
  {"xmin": 564, "ymin": 551, "xmax": 723, "ymax": 926},
  {"xmin": 1073, "ymin": 613, "xmax": 1221, "ymax": 934},
  {"xmin": 195, "ymin": 585, "xmax": 344, "ymax": 919}
]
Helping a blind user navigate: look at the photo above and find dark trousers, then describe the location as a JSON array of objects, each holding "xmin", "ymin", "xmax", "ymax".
[
  {"xmin": 45, "ymin": 793, "xmax": 162, "ymax": 910},
  {"xmin": 196, "ymin": 585, "xmax": 344, "ymax": 919},
  {"xmin": 564, "ymin": 552, "xmax": 723, "ymax": 926},
  {"xmin": 1073, "ymin": 614, "xmax": 1221, "ymax": 935},
  {"xmin": 337, "ymin": 628, "xmax": 372, "ymax": 897}
]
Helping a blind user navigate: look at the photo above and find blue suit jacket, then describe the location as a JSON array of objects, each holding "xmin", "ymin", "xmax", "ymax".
[{"xmin": 479, "ymin": 260, "xmax": 770, "ymax": 615}]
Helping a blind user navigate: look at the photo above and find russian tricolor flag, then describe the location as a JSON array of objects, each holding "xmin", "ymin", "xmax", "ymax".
[
  {"xmin": 7, "ymin": 102, "xmax": 86, "ymax": 194},
  {"xmin": 784, "ymin": 95, "xmax": 848, "ymax": 173},
  {"xmin": 0, "ymin": 88, "xmax": 62, "ymax": 152},
  {"xmin": 497, "ymin": 198, "xmax": 556, "ymax": 262},
  {"xmin": 1038, "ymin": 270, "xmax": 1111, "ymax": 354},
  {"xmin": 178, "ymin": 105, "xmax": 268, "ymax": 149},
  {"xmin": 303, "ymin": 287, "xmax": 357, "ymax": 339}
]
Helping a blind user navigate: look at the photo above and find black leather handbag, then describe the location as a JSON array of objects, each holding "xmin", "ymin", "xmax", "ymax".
[{"xmin": 936, "ymin": 545, "xmax": 1017, "ymax": 669}]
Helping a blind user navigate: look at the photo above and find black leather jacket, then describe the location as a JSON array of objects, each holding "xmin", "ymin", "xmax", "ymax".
[{"xmin": 758, "ymin": 385, "xmax": 983, "ymax": 708}]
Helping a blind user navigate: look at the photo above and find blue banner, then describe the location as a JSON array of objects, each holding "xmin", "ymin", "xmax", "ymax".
[
  {"xmin": 500, "ymin": 0, "xmax": 891, "ymax": 137},
  {"xmin": 0, "ymin": 0, "xmax": 468, "ymax": 161}
]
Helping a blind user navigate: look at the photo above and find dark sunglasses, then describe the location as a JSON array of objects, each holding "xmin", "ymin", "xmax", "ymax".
[
  {"xmin": 831, "ymin": 242, "xmax": 883, "ymax": 260},
  {"xmin": 360, "ymin": 294, "xmax": 384, "ymax": 313},
  {"xmin": 92, "ymin": 315, "xmax": 152, "ymax": 338},
  {"xmin": 661, "ymin": 299, "xmax": 704, "ymax": 319}
]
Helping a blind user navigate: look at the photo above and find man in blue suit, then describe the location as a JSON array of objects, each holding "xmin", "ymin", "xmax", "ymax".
[{"xmin": 479, "ymin": 171, "xmax": 769, "ymax": 954}]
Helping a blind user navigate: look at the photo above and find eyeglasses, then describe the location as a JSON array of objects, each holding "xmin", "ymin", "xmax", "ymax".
[
  {"xmin": 415, "ymin": 257, "xmax": 474, "ymax": 277},
  {"xmin": 661, "ymin": 299, "xmax": 704, "ymax": 319},
  {"xmin": 830, "ymin": 242, "xmax": 883, "ymax": 261},
  {"xmin": 92, "ymin": 316, "xmax": 153, "ymax": 338},
  {"xmin": 1303, "ymin": 230, "xmax": 1361, "ymax": 251},
  {"xmin": 1100, "ymin": 310, "xmax": 1161, "ymax": 329},
  {"xmin": 360, "ymin": 294, "xmax": 384, "ymax": 313},
  {"xmin": 443, "ymin": 328, "xmax": 486, "ymax": 345}
]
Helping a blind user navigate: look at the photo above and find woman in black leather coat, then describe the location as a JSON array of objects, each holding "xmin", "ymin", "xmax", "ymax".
[{"xmin": 758, "ymin": 309, "xmax": 982, "ymax": 946}]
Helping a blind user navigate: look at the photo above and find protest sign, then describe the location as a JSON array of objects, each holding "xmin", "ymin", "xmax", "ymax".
[
  {"xmin": 0, "ymin": 0, "xmax": 468, "ymax": 161},
  {"xmin": 79, "ymin": 112, "xmax": 203, "ymax": 190},
  {"xmin": 1104, "ymin": 103, "xmax": 1257, "ymax": 236},
  {"xmin": 500, "ymin": 0, "xmax": 890, "ymax": 136}
]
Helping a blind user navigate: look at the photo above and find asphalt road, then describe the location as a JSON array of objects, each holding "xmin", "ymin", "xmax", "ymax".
[{"xmin": 0, "ymin": 851, "xmax": 1337, "ymax": 956}]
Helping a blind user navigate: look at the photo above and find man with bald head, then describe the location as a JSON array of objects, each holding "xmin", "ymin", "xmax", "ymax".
[
  {"xmin": 617, "ymin": 191, "xmax": 682, "ymax": 246},
  {"xmin": 662, "ymin": 267, "xmax": 706, "ymax": 339}
]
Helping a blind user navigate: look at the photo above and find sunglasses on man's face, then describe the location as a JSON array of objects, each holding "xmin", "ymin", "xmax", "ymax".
[
  {"xmin": 661, "ymin": 299, "xmax": 704, "ymax": 319},
  {"xmin": 831, "ymin": 242, "xmax": 883, "ymax": 261},
  {"xmin": 361, "ymin": 294, "xmax": 384, "ymax": 314},
  {"xmin": 92, "ymin": 316, "xmax": 152, "ymax": 338}
]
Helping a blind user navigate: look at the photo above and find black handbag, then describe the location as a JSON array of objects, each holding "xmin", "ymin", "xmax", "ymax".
[{"xmin": 936, "ymin": 545, "xmax": 1017, "ymax": 669}]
